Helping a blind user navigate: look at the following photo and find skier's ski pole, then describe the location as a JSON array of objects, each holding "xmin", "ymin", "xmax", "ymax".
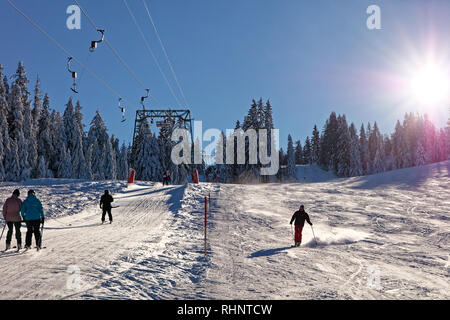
[
  {"xmin": 310, "ymin": 224, "xmax": 318, "ymax": 245},
  {"xmin": 0, "ymin": 223, "xmax": 6, "ymax": 242},
  {"xmin": 40, "ymin": 220, "xmax": 44, "ymax": 249}
]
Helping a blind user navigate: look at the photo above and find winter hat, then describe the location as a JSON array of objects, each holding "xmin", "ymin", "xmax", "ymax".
[
  {"xmin": 28, "ymin": 190, "xmax": 35, "ymax": 196},
  {"xmin": 13, "ymin": 189, "xmax": 20, "ymax": 196}
]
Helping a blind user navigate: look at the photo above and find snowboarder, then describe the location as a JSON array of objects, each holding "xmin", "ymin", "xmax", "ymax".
[
  {"xmin": 100, "ymin": 190, "xmax": 114, "ymax": 224},
  {"xmin": 290, "ymin": 205, "xmax": 313, "ymax": 247},
  {"xmin": 21, "ymin": 190, "xmax": 45, "ymax": 250},
  {"xmin": 2, "ymin": 189, "xmax": 23, "ymax": 251}
]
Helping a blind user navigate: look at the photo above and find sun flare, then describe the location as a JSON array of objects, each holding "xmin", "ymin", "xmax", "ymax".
[{"xmin": 409, "ymin": 64, "xmax": 450, "ymax": 106}]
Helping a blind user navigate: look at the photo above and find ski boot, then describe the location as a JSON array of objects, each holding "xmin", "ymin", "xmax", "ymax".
[{"xmin": 5, "ymin": 243, "xmax": 11, "ymax": 251}]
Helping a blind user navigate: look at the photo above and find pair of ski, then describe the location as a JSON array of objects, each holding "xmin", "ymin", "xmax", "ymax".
[{"xmin": 1, "ymin": 246, "xmax": 45, "ymax": 254}]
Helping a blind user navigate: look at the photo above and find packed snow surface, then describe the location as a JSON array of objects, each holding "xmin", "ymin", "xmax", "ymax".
[{"xmin": 0, "ymin": 161, "xmax": 448, "ymax": 299}]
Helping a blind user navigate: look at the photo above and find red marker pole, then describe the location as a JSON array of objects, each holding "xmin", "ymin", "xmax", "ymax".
[{"xmin": 204, "ymin": 196, "xmax": 207, "ymax": 256}]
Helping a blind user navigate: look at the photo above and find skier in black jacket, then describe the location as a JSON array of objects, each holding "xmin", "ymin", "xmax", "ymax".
[
  {"xmin": 100, "ymin": 190, "xmax": 114, "ymax": 224},
  {"xmin": 290, "ymin": 205, "xmax": 312, "ymax": 247}
]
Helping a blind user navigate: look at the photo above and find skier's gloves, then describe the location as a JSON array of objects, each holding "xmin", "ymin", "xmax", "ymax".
[{"xmin": 41, "ymin": 218, "xmax": 45, "ymax": 224}]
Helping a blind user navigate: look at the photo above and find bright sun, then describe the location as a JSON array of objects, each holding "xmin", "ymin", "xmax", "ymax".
[{"xmin": 409, "ymin": 64, "xmax": 450, "ymax": 106}]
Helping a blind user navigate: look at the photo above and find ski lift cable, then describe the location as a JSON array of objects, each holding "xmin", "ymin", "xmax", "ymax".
[
  {"xmin": 142, "ymin": 0, "xmax": 189, "ymax": 107},
  {"xmin": 122, "ymin": 0, "xmax": 183, "ymax": 109},
  {"xmin": 5, "ymin": 0, "xmax": 133, "ymax": 107},
  {"xmin": 72, "ymin": 0, "xmax": 162, "ymax": 107}
]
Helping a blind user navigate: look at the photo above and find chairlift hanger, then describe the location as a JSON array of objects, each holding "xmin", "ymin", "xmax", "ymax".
[
  {"xmin": 140, "ymin": 89, "xmax": 150, "ymax": 110},
  {"xmin": 118, "ymin": 97, "xmax": 126, "ymax": 123},
  {"xmin": 67, "ymin": 57, "xmax": 78, "ymax": 94},
  {"xmin": 90, "ymin": 29, "xmax": 105, "ymax": 52}
]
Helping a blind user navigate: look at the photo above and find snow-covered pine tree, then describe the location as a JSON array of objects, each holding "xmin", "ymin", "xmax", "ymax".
[
  {"xmin": 336, "ymin": 115, "xmax": 351, "ymax": 177},
  {"xmin": 0, "ymin": 64, "xmax": 7, "ymax": 180},
  {"xmin": 391, "ymin": 120, "xmax": 403, "ymax": 170},
  {"xmin": 414, "ymin": 142, "xmax": 426, "ymax": 166},
  {"xmin": 422, "ymin": 114, "xmax": 437, "ymax": 164},
  {"xmin": 372, "ymin": 148, "xmax": 385, "ymax": 173},
  {"xmin": 368, "ymin": 122, "xmax": 383, "ymax": 174},
  {"xmin": 32, "ymin": 76, "xmax": 42, "ymax": 131},
  {"xmin": 117, "ymin": 142, "xmax": 129, "ymax": 180},
  {"xmin": 303, "ymin": 136, "xmax": 312, "ymax": 165},
  {"xmin": 103, "ymin": 137, "xmax": 116, "ymax": 180},
  {"xmin": 264, "ymin": 100, "xmax": 274, "ymax": 131},
  {"xmin": 349, "ymin": 123, "xmax": 362, "ymax": 177},
  {"xmin": 58, "ymin": 146, "xmax": 73, "ymax": 178},
  {"xmin": 87, "ymin": 111, "xmax": 110, "ymax": 180},
  {"xmin": 294, "ymin": 140, "xmax": 303, "ymax": 165},
  {"xmin": 383, "ymin": 135, "xmax": 394, "ymax": 172},
  {"xmin": 37, "ymin": 94, "xmax": 53, "ymax": 161},
  {"xmin": 30, "ymin": 76, "xmax": 43, "ymax": 177},
  {"xmin": 286, "ymin": 134, "xmax": 296, "ymax": 180},
  {"xmin": 37, "ymin": 155, "xmax": 47, "ymax": 178},
  {"xmin": 134, "ymin": 118, "xmax": 154, "ymax": 181},
  {"xmin": 319, "ymin": 112, "xmax": 338, "ymax": 171},
  {"xmin": 4, "ymin": 140, "xmax": 21, "ymax": 182},
  {"xmin": 311, "ymin": 125, "xmax": 320, "ymax": 164},
  {"xmin": 360, "ymin": 124, "xmax": 370, "ymax": 174},
  {"xmin": 257, "ymin": 98, "xmax": 265, "ymax": 128},
  {"xmin": 71, "ymin": 100, "xmax": 87, "ymax": 179},
  {"xmin": 436, "ymin": 128, "xmax": 448, "ymax": 162},
  {"xmin": 63, "ymin": 98, "xmax": 75, "ymax": 153},
  {"xmin": 84, "ymin": 143, "xmax": 93, "ymax": 180},
  {"xmin": 12, "ymin": 62, "xmax": 30, "ymax": 104},
  {"xmin": 8, "ymin": 83, "xmax": 30, "ymax": 180}
]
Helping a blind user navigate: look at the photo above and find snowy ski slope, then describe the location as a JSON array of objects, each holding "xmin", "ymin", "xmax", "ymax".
[{"xmin": 0, "ymin": 161, "xmax": 448, "ymax": 299}]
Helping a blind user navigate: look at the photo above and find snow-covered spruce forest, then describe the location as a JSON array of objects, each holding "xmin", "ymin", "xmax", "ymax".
[
  {"xmin": 0, "ymin": 62, "xmax": 449, "ymax": 184},
  {"xmin": 217, "ymin": 98, "xmax": 449, "ymax": 182},
  {"xmin": 0, "ymin": 61, "xmax": 194, "ymax": 183}
]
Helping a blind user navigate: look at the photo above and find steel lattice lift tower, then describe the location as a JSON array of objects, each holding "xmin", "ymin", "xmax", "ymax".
[{"xmin": 131, "ymin": 108, "xmax": 193, "ymax": 165}]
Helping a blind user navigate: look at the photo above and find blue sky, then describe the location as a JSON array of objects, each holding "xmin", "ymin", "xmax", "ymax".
[{"xmin": 1, "ymin": 0, "xmax": 449, "ymax": 148}]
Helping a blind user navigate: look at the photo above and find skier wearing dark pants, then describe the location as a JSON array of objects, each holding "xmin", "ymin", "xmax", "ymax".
[
  {"xmin": 290, "ymin": 205, "xmax": 312, "ymax": 247},
  {"xmin": 21, "ymin": 190, "xmax": 45, "ymax": 250},
  {"xmin": 100, "ymin": 190, "xmax": 114, "ymax": 224},
  {"xmin": 2, "ymin": 189, "xmax": 23, "ymax": 250}
]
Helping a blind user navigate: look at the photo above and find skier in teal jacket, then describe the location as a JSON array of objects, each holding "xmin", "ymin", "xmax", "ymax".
[{"xmin": 20, "ymin": 190, "xmax": 45, "ymax": 249}]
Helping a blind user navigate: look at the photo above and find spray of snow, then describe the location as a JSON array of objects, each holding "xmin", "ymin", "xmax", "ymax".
[{"xmin": 303, "ymin": 225, "xmax": 370, "ymax": 248}]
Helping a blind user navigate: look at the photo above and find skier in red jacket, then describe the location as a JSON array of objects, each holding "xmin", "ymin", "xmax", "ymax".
[{"xmin": 290, "ymin": 205, "xmax": 313, "ymax": 247}]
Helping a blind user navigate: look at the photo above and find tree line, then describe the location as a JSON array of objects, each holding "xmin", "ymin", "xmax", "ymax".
[
  {"xmin": 0, "ymin": 62, "xmax": 131, "ymax": 182},
  {"xmin": 281, "ymin": 111, "xmax": 449, "ymax": 180}
]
